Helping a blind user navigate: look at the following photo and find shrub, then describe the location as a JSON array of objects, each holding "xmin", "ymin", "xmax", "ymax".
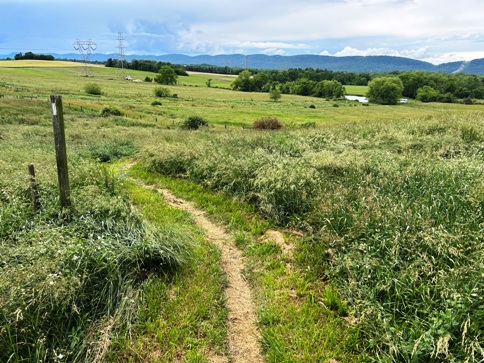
[
  {"xmin": 151, "ymin": 100, "xmax": 162, "ymax": 106},
  {"xmin": 144, "ymin": 76, "xmax": 153, "ymax": 82},
  {"xmin": 309, "ymin": 104, "xmax": 316, "ymax": 109},
  {"xmin": 100, "ymin": 106, "xmax": 124, "ymax": 117},
  {"xmin": 253, "ymin": 117, "xmax": 282, "ymax": 130},
  {"xmin": 180, "ymin": 116, "xmax": 208, "ymax": 130},
  {"xmin": 269, "ymin": 89, "xmax": 281, "ymax": 102},
  {"xmin": 84, "ymin": 83, "xmax": 102, "ymax": 95},
  {"xmin": 154, "ymin": 86, "xmax": 171, "ymax": 98},
  {"xmin": 88, "ymin": 139, "xmax": 138, "ymax": 162}
]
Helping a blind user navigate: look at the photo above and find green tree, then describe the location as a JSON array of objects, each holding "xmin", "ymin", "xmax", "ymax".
[
  {"xmin": 231, "ymin": 70, "xmax": 255, "ymax": 92},
  {"xmin": 398, "ymin": 71, "xmax": 428, "ymax": 98},
  {"xmin": 269, "ymin": 89, "xmax": 281, "ymax": 102},
  {"xmin": 313, "ymin": 80, "xmax": 345, "ymax": 98},
  {"xmin": 416, "ymin": 86, "xmax": 440, "ymax": 103},
  {"xmin": 105, "ymin": 58, "xmax": 115, "ymax": 67},
  {"xmin": 367, "ymin": 77, "xmax": 404, "ymax": 105},
  {"xmin": 155, "ymin": 66, "xmax": 178, "ymax": 85}
]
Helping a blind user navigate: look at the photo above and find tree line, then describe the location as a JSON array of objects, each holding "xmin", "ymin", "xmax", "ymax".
[
  {"xmin": 103, "ymin": 57, "xmax": 484, "ymax": 104},
  {"xmin": 398, "ymin": 71, "xmax": 484, "ymax": 102},
  {"xmin": 230, "ymin": 70, "xmax": 347, "ymax": 99},
  {"xmin": 14, "ymin": 52, "xmax": 55, "ymax": 61},
  {"xmin": 105, "ymin": 58, "xmax": 188, "ymax": 76},
  {"xmin": 230, "ymin": 68, "xmax": 484, "ymax": 103}
]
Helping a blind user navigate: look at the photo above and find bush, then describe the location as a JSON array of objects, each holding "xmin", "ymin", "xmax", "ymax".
[
  {"xmin": 269, "ymin": 89, "xmax": 281, "ymax": 102},
  {"xmin": 253, "ymin": 117, "xmax": 282, "ymax": 130},
  {"xmin": 100, "ymin": 106, "xmax": 124, "ymax": 117},
  {"xmin": 180, "ymin": 116, "xmax": 208, "ymax": 130},
  {"xmin": 144, "ymin": 76, "xmax": 153, "ymax": 82},
  {"xmin": 88, "ymin": 139, "xmax": 138, "ymax": 162},
  {"xmin": 151, "ymin": 100, "xmax": 162, "ymax": 106},
  {"xmin": 84, "ymin": 83, "xmax": 102, "ymax": 95},
  {"xmin": 154, "ymin": 86, "xmax": 171, "ymax": 98},
  {"xmin": 367, "ymin": 76, "xmax": 404, "ymax": 105}
]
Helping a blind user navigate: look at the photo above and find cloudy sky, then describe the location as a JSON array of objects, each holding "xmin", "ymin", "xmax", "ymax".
[{"xmin": 1, "ymin": 0, "xmax": 483, "ymax": 64}]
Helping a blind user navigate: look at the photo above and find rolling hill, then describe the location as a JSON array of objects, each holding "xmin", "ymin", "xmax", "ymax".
[{"xmin": 2, "ymin": 52, "xmax": 484, "ymax": 75}]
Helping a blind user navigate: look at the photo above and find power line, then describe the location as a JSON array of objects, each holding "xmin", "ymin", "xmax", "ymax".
[
  {"xmin": 73, "ymin": 40, "xmax": 97, "ymax": 77},
  {"xmin": 116, "ymin": 32, "xmax": 127, "ymax": 79}
]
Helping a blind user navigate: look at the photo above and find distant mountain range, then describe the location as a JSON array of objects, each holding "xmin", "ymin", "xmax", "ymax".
[{"xmin": 2, "ymin": 52, "xmax": 484, "ymax": 75}]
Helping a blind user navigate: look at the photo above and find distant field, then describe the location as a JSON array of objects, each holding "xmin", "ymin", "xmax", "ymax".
[
  {"xmin": 1, "ymin": 61, "xmax": 481, "ymax": 129},
  {"xmin": 345, "ymin": 84, "xmax": 368, "ymax": 95},
  {"xmin": 181, "ymin": 71, "xmax": 235, "ymax": 89}
]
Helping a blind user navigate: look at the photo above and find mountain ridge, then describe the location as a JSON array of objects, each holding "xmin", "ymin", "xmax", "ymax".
[{"xmin": 2, "ymin": 52, "xmax": 484, "ymax": 75}]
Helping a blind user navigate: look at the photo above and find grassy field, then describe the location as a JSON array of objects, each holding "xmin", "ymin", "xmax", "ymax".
[
  {"xmin": 1, "ymin": 60, "xmax": 483, "ymax": 362},
  {"xmin": 1, "ymin": 60, "xmax": 482, "ymax": 129},
  {"xmin": 344, "ymin": 85, "xmax": 368, "ymax": 95}
]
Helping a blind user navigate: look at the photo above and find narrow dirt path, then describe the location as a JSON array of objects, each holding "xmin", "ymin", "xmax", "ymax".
[{"xmin": 152, "ymin": 187, "xmax": 264, "ymax": 363}]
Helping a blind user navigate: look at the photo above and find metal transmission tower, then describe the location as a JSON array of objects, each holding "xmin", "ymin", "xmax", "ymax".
[
  {"xmin": 73, "ymin": 40, "xmax": 97, "ymax": 77},
  {"xmin": 116, "ymin": 32, "xmax": 127, "ymax": 79}
]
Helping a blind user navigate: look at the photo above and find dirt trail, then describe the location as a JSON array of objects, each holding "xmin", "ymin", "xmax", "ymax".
[{"xmin": 153, "ymin": 187, "xmax": 263, "ymax": 363}]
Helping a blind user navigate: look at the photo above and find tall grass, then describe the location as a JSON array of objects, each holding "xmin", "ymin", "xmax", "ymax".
[
  {"xmin": 0, "ymin": 161, "xmax": 194, "ymax": 362},
  {"xmin": 140, "ymin": 113, "xmax": 484, "ymax": 362}
]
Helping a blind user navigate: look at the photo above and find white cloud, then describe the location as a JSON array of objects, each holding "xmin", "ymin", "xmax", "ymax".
[
  {"xmin": 323, "ymin": 46, "xmax": 430, "ymax": 59},
  {"xmin": 259, "ymin": 48, "xmax": 287, "ymax": 56},
  {"xmin": 422, "ymin": 52, "xmax": 484, "ymax": 65},
  {"xmin": 319, "ymin": 46, "xmax": 484, "ymax": 64},
  {"xmin": 228, "ymin": 41, "xmax": 308, "ymax": 50},
  {"xmin": 1, "ymin": 0, "xmax": 484, "ymax": 62}
]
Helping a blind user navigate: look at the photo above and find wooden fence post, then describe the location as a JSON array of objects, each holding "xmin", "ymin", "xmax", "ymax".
[
  {"xmin": 50, "ymin": 95, "xmax": 71, "ymax": 208},
  {"xmin": 28, "ymin": 164, "xmax": 41, "ymax": 210}
]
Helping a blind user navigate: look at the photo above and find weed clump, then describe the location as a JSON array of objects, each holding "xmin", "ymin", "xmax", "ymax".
[
  {"xmin": 101, "ymin": 106, "xmax": 124, "ymax": 117},
  {"xmin": 253, "ymin": 117, "xmax": 282, "ymax": 130},
  {"xmin": 151, "ymin": 100, "xmax": 162, "ymax": 106},
  {"xmin": 84, "ymin": 83, "xmax": 102, "ymax": 95},
  {"xmin": 180, "ymin": 116, "xmax": 208, "ymax": 130},
  {"xmin": 154, "ymin": 86, "xmax": 171, "ymax": 98},
  {"xmin": 88, "ymin": 139, "xmax": 137, "ymax": 162}
]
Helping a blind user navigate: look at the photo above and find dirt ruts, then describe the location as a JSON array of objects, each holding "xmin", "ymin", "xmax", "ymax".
[{"xmin": 153, "ymin": 187, "xmax": 263, "ymax": 363}]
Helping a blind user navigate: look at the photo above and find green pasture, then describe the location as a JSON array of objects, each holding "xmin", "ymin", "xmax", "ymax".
[
  {"xmin": 344, "ymin": 85, "xmax": 368, "ymax": 95},
  {"xmin": 1, "ymin": 60, "xmax": 484, "ymax": 362},
  {"xmin": 1, "ymin": 60, "xmax": 482, "ymax": 130}
]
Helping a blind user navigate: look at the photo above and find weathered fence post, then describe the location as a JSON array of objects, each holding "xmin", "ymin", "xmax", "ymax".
[
  {"xmin": 28, "ymin": 164, "xmax": 41, "ymax": 210},
  {"xmin": 50, "ymin": 95, "xmax": 71, "ymax": 208}
]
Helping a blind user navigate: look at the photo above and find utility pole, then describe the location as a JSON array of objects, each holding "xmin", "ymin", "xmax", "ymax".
[
  {"xmin": 73, "ymin": 40, "xmax": 97, "ymax": 77},
  {"xmin": 116, "ymin": 32, "xmax": 126, "ymax": 80}
]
